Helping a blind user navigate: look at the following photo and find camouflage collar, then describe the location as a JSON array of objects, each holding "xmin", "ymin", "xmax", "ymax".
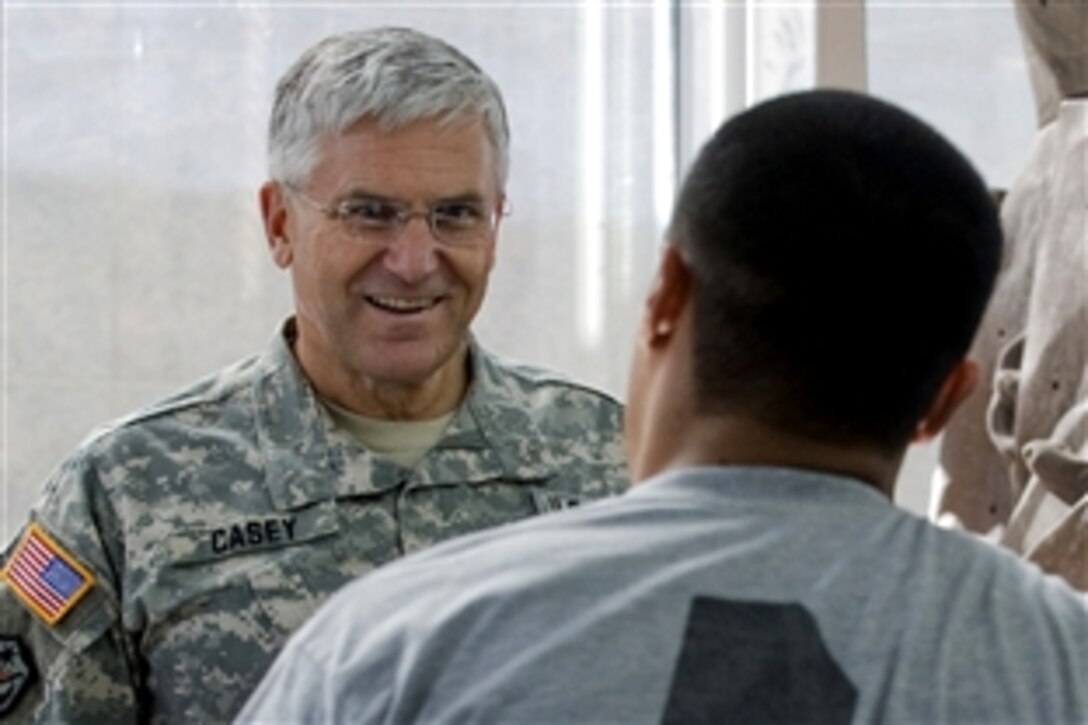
[
  {"xmin": 437, "ymin": 338, "xmax": 561, "ymax": 482},
  {"xmin": 256, "ymin": 321, "xmax": 559, "ymax": 510},
  {"xmin": 254, "ymin": 322, "xmax": 338, "ymax": 510}
]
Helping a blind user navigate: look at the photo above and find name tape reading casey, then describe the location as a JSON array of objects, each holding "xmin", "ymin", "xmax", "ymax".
[{"xmin": 211, "ymin": 517, "xmax": 298, "ymax": 555}]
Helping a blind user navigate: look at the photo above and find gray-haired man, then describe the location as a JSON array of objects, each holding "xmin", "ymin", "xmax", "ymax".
[{"xmin": 0, "ymin": 27, "xmax": 626, "ymax": 722}]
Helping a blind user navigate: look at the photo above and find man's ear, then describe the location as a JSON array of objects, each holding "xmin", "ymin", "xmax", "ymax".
[
  {"xmin": 913, "ymin": 359, "xmax": 979, "ymax": 442},
  {"xmin": 483, "ymin": 193, "xmax": 506, "ymax": 273},
  {"xmin": 641, "ymin": 244, "xmax": 692, "ymax": 349},
  {"xmin": 494, "ymin": 194, "xmax": 508, "ymax": 234},
  {"xmin": 260, "ymin": 181, "xmax": 293, "ymax": 269}
]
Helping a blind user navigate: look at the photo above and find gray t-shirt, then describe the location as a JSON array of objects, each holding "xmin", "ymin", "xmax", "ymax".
[{"xmin": 239, "ymin": 466, "xmax": 1088, "ymax": 724}]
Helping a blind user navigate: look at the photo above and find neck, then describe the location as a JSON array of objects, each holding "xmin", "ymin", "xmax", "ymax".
[
  {"xmin": 650, "ymin": 414, "xmax": 903, "ymax": 498},
  {"xmin": 297, "ymin": 341, "xmax": 470, "ymax": 421},
  {"xmin": 340, "ymin": 365, "xmax": 468, "ymax": 420}
]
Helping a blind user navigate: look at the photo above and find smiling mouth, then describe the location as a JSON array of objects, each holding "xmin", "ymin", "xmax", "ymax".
[{"xmin": 365, "ymin": 295, "xmax": 443, "ymax": 314}]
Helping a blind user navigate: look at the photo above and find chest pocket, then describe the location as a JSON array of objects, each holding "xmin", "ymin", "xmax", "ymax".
[
  {"xmin": 131, "ymin": 503, "xmax": 348, "ymax": 722},
  {"xmin": 138, "ymin": 502, "xmax": 341, "ymax": 654},
  {"xmin": 395, "ymin": 480, "xmax": 588, "ymax": 555}
]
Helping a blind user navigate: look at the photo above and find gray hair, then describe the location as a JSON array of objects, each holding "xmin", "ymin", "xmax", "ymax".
[{"xmin": 268, "ymin": 27, "xmax": 510, "ymax": 189}]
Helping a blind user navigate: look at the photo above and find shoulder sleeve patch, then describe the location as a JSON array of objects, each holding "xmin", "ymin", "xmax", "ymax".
[
  {"xmin": 0, "ymin": 636, "xmax": 36, "ymax": 715},
  {"xmin": 2, "ymin": 524, "xmax": 96, "ymax": 627}
]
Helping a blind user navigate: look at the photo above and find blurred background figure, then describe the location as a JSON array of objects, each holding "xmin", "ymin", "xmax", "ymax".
[{"xmin": 933, "ymin": 0, "xmax": 1088, "ymax": 590}]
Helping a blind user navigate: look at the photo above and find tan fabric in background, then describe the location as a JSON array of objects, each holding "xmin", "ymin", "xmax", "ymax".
[{"xmin": 933, "ymin": 0, "xmax": 1088, "ymax": 590}]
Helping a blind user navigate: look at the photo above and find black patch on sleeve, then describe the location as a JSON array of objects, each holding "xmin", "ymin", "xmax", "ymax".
[
  {"xmin": 0, "ymin": 636, "xmax": 36, "ymax": 716},
  {"xmin": 661, "ymin": 597, "xmax": 857, "ymax": 724}
]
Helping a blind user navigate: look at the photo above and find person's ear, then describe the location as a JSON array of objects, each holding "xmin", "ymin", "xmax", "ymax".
[
  {"xmin": 493, "ymin": 194, "xmax": 507, "ymax": 235},
  {"xmin": 483, "ymin": 193, "xmax": 506, "ymax": 273},
  {"xmin": 641, "ymin": 244, "xmax": 692, "ymax": 349},
  {"xmin": 260, "ymin": 181, "xmax": 293, "ymax": 269},
  {"xmin": 913, "ymin": 359, "xmax": 979, "ymax": 442}
]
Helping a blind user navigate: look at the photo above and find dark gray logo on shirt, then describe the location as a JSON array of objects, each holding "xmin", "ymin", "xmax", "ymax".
[{"xmin": 662, "ymin": 597, "xmax": 857, "ymax": 724}]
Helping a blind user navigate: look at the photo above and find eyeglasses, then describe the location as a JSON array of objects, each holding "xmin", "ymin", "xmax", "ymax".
[{"xmin": 286, "ymin": 184, "xmax": 502, "ymax": 248}]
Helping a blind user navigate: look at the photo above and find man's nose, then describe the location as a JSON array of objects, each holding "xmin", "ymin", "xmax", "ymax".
[{"xmin": 382, "ymin": 215, "xmax": 439, "ymax": 283}]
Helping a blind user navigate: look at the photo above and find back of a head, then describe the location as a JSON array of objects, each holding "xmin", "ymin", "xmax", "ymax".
[
  {"xmin": 267, "ymin": 27, "xmax": 510, "ymax": 187},
  {"xmin": 671, "ymin": 90, "xmax": 1001, "ymax": 452}
]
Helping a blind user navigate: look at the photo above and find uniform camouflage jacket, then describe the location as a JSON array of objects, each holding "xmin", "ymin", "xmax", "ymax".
[{"xmin": 0, "ymin": 323, "xmax": 627, "ymax": 723}]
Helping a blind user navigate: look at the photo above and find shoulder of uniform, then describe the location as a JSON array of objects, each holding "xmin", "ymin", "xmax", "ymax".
[
  {"xmin": 473, "ymin": 345, "xmax": 623, "ymax": 411},
  {"xmin": 79, "ymin": 354, "xmax": 265, "ymax": 450}
]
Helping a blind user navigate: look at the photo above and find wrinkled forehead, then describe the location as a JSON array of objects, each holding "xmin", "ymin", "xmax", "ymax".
[{"xmin": 1016, "ymin": 0, "xmax": 1088, "ymax": 99}]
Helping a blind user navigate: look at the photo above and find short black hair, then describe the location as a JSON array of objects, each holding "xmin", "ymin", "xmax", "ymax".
[{"xmin": 670, "ymin": 90, "xmax": 1001, "ymax": 451}]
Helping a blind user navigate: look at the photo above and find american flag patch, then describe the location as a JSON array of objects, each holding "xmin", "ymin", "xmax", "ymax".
[{"xmin": 2, "ymin": 524, "xmax": 95, "ymax": 627}]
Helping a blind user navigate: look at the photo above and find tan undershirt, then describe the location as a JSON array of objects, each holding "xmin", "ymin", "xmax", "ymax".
[{"xmin": 323, "ymin": 400, "xmax": 455, "ymax": 469}]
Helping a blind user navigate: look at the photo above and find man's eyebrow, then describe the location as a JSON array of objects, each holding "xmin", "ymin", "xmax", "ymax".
[
  {"xmin": 435, "ymin": 192, "xmax": 487, "ymax": 204},
  {"xmin": 335, "ymin": 187, "xmax": 397, "ymax": 203},
  {"xmin": 335, "ymin": 189, "xmax": 488, "ymax": 205}
]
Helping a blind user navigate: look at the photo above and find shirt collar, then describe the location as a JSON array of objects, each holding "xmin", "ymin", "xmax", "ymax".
[
  {"xmin": 256, "ymin": 320, "xmax": 559, "ymax": 510},
  {"xmin": 630, "ymin": 465, "xmax": 892, "ymax": 510}
]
